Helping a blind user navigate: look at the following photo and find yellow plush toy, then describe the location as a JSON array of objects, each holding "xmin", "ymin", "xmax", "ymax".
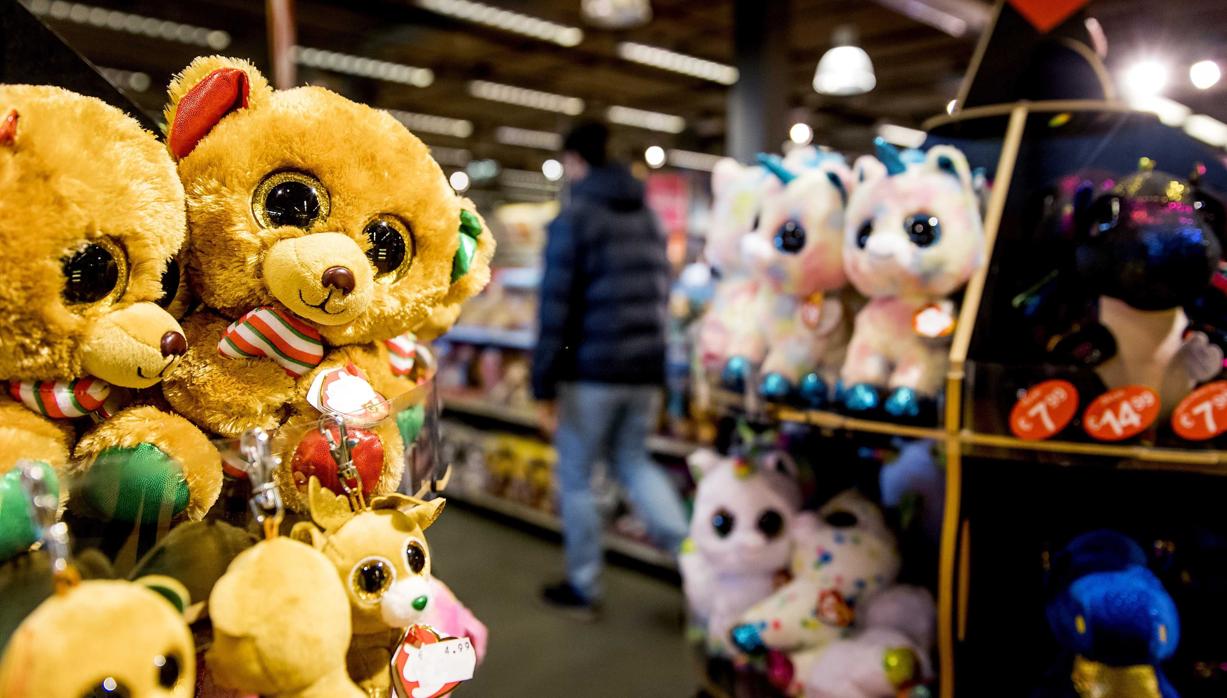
[
  {"xmin": 292, "ymin": 478, "xmax": 445, "ymax": 697},
  {"xmin": 158, "ymin": 56, "xmax": 493, "ymax": 511},
  {"xmin": 0, "ymin": 85, "xmax": 220, "ymax": 537}
]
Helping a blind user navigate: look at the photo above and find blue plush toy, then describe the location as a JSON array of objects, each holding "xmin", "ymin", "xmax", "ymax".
[{"xmin": 1036, "ymin": 530, "xmax": 1181, "ymax": 698}]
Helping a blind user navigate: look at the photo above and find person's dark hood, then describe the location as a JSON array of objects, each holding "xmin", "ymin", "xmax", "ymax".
[{"xmin": 571, "ymin": 164, "xmax": 646, "ymax": 212}]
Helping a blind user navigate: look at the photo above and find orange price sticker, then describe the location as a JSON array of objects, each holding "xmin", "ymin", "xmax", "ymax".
[
  {"xmin": 1171, "ymin": 381, "xmax": 1227, "ymax": 441},
  {"xmin": 1083, "ymin": 386, "xmax": 1160, "ymax": 442},
  {"xmin": 1010, "ymin": 379, "xmax": 1079, "ymax": 441}
]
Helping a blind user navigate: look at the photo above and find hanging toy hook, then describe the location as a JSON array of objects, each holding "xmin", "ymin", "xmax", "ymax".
[
  {"xmin": 239, "ymin": 428, "xmax": 284, "ymax": 539},
  {"xmin": 322, "ymin": 414, "xmax": 366, "ymax": 511},
  {"xmin": 17, "ymin": 461, "xmax": 78, "ymax": 593}
]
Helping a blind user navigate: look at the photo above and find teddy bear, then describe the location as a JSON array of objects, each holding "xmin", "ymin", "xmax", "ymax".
[
  {"xmin": 157, "ymin": 56, "xmax": 492, "ymax": 511},
  {"xmin": 0, "ymin": 84, "xmax": 220, "ymax": 536},
  {"xmin": 680, "ymin": 447, "xmax": 802, "ymax": 658},
  {"xmin": 839, "ymin": 138, "xmax": 985, "ymax": 420}
]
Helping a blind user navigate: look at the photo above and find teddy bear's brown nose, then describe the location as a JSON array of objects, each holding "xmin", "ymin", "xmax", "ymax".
[
  {"xmin": 321, "ymin": 266, "xmax": 356, "ymax": 296},
  {"xmin": 161, "ymin": 331, "xmax": 188, "ymax": 358}
]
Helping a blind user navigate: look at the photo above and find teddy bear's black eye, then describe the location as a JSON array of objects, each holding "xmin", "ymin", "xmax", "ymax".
[
  {"xmin": 774, "ymin": 220, "xmax": 806, "ymax": 254},
  {"xmin": 406, "ymin": 540, "xmax": 427, "ymax": 574},
  {"xmin": 62, "ymin": 240, "xmax": 126, "ymax": 305},
  {"xmin": 156, "ymin": 258, "xmax": 181, "ymax": 309},
  {"xmin": 253, "ymin": 171, "xmax": 330, "ymax": 229},
  {"xmin": 351, "ymin": 557, "xmax": 395, "ymax": 602},
  {"xmin": 904, "ymin": 213, "xmax": 941, "ymax": 248},
  {"xmin": 712, "ymin": 508, "xmax": 735, "ymax": 538},
  {"xmin": 364, "ymin": 216, "xmax": 415, "ymax": 280},
  {"xmin": 81, "ymin": 676, "xmax": 131, "ymax": 697},
  {"xmin": 154, "ymin": 652, "xmax": 181, "ymax": 688}
]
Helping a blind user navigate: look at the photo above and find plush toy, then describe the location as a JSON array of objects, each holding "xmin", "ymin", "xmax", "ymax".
[
  {"xmin": 421, "ymin": 576, "xmax": 489, "ymax": 665},
  {"xmin": 292, "ymin": 477, "xmax": 449, "ymax": 695},
  {"xmin": 157, "ymin": 56, "xmax": 493, "ymax": 511},
  {"xmin": 1034, "ymin": 530, "xmax": 1180, "ymax": 698},
  {"xmin": 840, "ymin": 138, "xmax": 984, "ymax": 420},
  {"xmin": 680, "ymin": 447, "xmax": 802, "ymax": 657},
  {"xmin": 739, "ymin": 149, "xmax": 853, "ymax": 407},
  {"xmin": 0, "ymin": 85, "xmax": 220, "ymax": 534}
]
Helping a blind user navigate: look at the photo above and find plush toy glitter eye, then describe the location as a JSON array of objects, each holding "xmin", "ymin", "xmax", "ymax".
[
  {"xmin": 774, "ymin": 220, "xmax": 807, "ymax": 254},
  {"xmin": 712, "ymin": 508, "xmax": 735, "ymax": 537},
  {"xmin": 757, "ymin": 509, "xmax": 784, "ymax": 538},
  {"xmin": 405, "ymin": 540, "xmax": 427, "ymax": 574},
  {"xmin": 904, "ymin": 214, "xmax": 941, "ymax": 248},
  {"xmin": 824, "ymin": 510, "xmax": 858, "ymax": 528},
  {"xmin": 856, "ymin": 221, "xmax": 873, "ymax": 249},
  {"xmin": 81, "ymin": 676, "xmax": 131, "ymax": 697},
  {"xmin": 252, "ymin": 171, "xmax": 330, "ymax": 229},
  {"xmin": 154, "ymin": 652, "xmax": 181, "ymax": 688},
  {"xmin": 351, "ymin": 557, "xmax": 396, "ymax": 602},
  {"xmin": 62, "ymin": 239, "xmax": 126, "ymax": 305},
  {"xmin": 364, "ymin": 216, "xmax": 415, "ymax": 280},
  {"xmin": 156, "ymin": 257, "xmax": 181, "ymax": 309}
]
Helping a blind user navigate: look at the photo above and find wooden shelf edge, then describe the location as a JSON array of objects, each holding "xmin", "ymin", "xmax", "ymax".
[{"xmin": 960, "ymin": 430, "xmax": 1227, "ymax": 467}]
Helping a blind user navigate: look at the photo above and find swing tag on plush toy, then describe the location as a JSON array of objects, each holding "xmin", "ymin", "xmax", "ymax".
[
  {"xmin": 392, "ymin": 624, "xmax": 476, "ymax": 698},
  {"xmin": 912, "ymin": 301, "xmax": 956, "ymax": 338},
  {"xmin": 306, "ymin": 362, "xmax": 389, "ymax": 423}
]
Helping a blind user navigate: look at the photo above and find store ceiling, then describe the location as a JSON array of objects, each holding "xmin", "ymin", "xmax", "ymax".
[{"xmin": 24, "ymin": 0, "xmax": 1227, "ymax": 203}]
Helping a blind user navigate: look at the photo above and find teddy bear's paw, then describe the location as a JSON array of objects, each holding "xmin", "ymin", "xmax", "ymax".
[
  {"xmin": 0, "ymin": 460, "xmax": 59, "ymax": 561},
  {"xmin": 77, "ymin": 443, "xmax": 190, "ymax": 524},
  {"xmin": 0, "ymin": 399, "xmax": 71, "ymax": 471}
]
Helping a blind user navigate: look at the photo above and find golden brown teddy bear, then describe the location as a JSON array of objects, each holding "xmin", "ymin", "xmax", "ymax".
[
  {"xmin": 159, "ymin": 56, "xmax": 492, "ymax": 510},
  {"xmin": 0, "ymin": 85, "xmax": 220, "ymax": 536}
]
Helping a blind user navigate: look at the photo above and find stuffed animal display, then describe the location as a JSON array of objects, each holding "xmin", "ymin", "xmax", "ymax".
[
  {"xmin": 157, "ymin": 56, "xmax": 493, "ymax": 511},
  {"xmin": 680, "ymin": 448, "xmax": 802, "ymax": 656},
  {"xmin": 840, "ymin": 139, "xmax": 985, "ymax": 420},
  {"xmin": 0, "ymin": 85, "xmax": 221, "ymax": 532}
]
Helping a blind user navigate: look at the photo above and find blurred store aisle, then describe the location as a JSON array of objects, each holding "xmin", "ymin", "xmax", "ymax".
[{"xmin": 428, "ymin": 505, "xmax": 695, "ymax": 698}]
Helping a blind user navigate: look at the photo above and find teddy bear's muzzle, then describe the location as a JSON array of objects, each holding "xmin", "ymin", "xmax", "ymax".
[
  {"xmin": 262, "ymin": 233, "xmax": 374, "ymax": 326},
  {"xmin": 81, "ymin": 302, "xmax": 187, "ymax": 389}
]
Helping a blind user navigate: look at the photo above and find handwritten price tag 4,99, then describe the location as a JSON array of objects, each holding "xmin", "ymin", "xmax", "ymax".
[
  {"xmin": 393, "ymin": 625, "xmax": 476, "ymax": 698},
  {"xmin": 1172, "ymin": 381, "xmax": 1227, "ymax": 441},
  {"xmin": 1010, "ymin": 380, "xmax": 1079, "ymax": 441},
  {"xmin": 1083, "ymin": 386, "xmax": 1160, "ymax": 442}
]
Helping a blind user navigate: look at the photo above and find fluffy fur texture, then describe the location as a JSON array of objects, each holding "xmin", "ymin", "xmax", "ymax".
[
  {"xmin": 840, "ymin": 143, "xmax": 984, "ymax": 401},
  {"xmin": 208, "ymin": 536, "xmax": 364, "ymax": 698},
  {"xmin": 680, "ymin": 448, "xmax": 801, "ymax": 657},
  {"xmin": 0, "ymin": 578, "xmax": 195, "ymax": 697}
]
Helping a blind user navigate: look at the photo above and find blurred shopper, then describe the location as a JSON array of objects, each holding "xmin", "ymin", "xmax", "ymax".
[{"xmin": 532, "ymin": 121, "xmax": 688, "ymax": 619}]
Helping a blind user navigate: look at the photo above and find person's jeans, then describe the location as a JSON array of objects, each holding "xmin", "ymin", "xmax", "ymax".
[{"xmin": 554, "ymin": 382, "xmax": 689, "ymax": 601}]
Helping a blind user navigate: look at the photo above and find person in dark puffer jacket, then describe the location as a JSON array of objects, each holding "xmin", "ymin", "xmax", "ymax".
[{"xmin": 533, "ymin": 122, "xmax": 688, "ymax": 619}]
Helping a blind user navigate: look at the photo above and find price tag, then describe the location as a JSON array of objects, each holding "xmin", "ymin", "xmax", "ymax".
[
  {"xmin": 1171, "ymin": 381, "xmax": 1227, "ymax": 441},
  {"xmin": 1083, "ymin": 386, "xmax": 1160, "ymax": 442},
  {"xmin": 393, "ymin": 625, "xmax": 476, "ymax": 698},
  {"xmin": 1009, "ymin": 379, "xmax": 1079, "ymax": 441}
]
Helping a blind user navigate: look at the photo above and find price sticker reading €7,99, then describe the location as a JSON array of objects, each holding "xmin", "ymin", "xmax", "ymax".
[
  {"xmin": 1009, "ymin": 379, "xmax": 1079, "ymax": 441},
  {"xmin": 1172, "ymin": 381, "xmax": 1227, "ymax": 442},
  {"xmin": 1083, "ymin": 386, "xmax": 1160, "ymax": 442}
]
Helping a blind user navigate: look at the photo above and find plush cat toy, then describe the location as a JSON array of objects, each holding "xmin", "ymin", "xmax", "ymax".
[
  {"xmin": 740, "ymin": 149, "xmax": 852, "ymax": 407},
  {"xmin": 158, "ymin": 56, "xmax": 493, "ymax": 511},
  {"xmin": 1034, "ymin": 530, "xmax": 1180, "ymax": 698},
  {"xmin": 680, "ymin": 447, "xmax": 802, "ymax": 657},
  {"xmin": 839, "ymin": 138, "xmax": 984, "ymax": 420},
  {"xmin": 0, "ymin": 85, "xmax": 220, "ymax": 535}
]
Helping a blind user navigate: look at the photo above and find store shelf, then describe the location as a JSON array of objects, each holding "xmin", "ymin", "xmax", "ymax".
[
  {"xmin": 442, "ymin": 325, "xmax": 536, "ymax": 350},
  {"xmin": 445, "ymin": 483, "xmax": 677, "ymax": 570},
  {"xmin": 960, "ymin": 430, "xmax": 1227, "ymax": 469},
  {"xmin": 708, "ymin": 388, "xmax": 945, "ymax": 441}
]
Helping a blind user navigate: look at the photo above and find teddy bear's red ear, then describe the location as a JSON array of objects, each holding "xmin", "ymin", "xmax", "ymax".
[{"xmin": 167, "ymin": 68, "xmax": 249, "ymax": 159}]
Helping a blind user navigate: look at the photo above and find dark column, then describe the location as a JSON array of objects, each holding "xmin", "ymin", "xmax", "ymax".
[{"xmin": 727, "ymin": 0, "xmax": 790, "ymax": 163}]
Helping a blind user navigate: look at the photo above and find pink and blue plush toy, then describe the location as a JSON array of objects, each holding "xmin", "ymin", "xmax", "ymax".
[{"xmin": 840, "ymin": 138, "xmax": 984, "ymax": 420}]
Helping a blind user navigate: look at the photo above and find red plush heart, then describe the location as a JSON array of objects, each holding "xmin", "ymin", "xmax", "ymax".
[
  {"xmin": 290, "ymin": 425, "xmax": 384, "ymax": 497},
  {"xmin": 394, "ymin": 626, "xmax": 466, "ymax": 698}
]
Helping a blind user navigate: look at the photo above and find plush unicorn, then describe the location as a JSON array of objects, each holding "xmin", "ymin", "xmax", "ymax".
[
  {"xmin": 840, "ymin": 139, "xmax": 984, "ymax": 419},
  {"xmin": 734, "ymin": 149, "xmax": 854, "ymax": 407},
  {"xmin": 680, "ymin": 448, "xmax": 802, "ymax": 657}
]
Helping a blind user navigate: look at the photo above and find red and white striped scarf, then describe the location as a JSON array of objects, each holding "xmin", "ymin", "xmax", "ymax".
[
  {"xmin": 384, "ymin": 333, "xmax": 417, "ymax": 377},
  {"xmin": 219, "ymin": 306, "xmax": 325, "ymax": 377},
  {"xmin": 7, "ymin": 376, "xmax": 124, "ymax": 421}
]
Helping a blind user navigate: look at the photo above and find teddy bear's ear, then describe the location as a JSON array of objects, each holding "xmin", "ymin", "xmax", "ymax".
[
  {"xmin": 165, "ymin": 56, "xmax": 272, "ymax": 160},
  {"xmin": 442, "ymin": 200, "xmax": 496, "ymax": 306}
]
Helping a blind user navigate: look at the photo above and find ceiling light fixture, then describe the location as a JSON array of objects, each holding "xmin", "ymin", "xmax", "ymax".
[
  {"xmin": 295, "ymin": 47, "xmax": 433, "ymax": 87},
  {"xmin": 582, "ymin": 0, "xmax": 651, "ymax": 29},
  {"xmin": 387, "ymin": 110, "xmax": 473, "ymax": 138},
  {"xmin": 644, "ymin": 145, "xmax": 666, "ymax": 168},
  {"xmin": 98, "ymin": 67, "xmax": 151, "ymax": 93},
  {"xmin": 1122, "ymin": 59, "xmax": 1169, "ymax": 98},
  {"xmin": 1128, "ymin": 94, "xmax": 1191, "ymax": 127},
  {"xmin": 1184, "ymin": 114, "xmax": 1227, "ymax": 147},
  {"xmin": 469, "ymin": 80, "xmax": 585, "ymax": 115},
  {"xmin": 26, "ymin": 0, "xmax": 230, "ymax": 49},
  {"xmin": 813, "ymin": 26, "xmax": 875, "ymax": 96},
  {"xmin": 449, "ymin": 170, "xmax": 471, "ymax": 193},
  {"xmin": 788, "ymin": 122, "xmax": 813, "ymax": 145},
  {"xmin": 495, "ymin": 126, "xmax": 563, "ymax": 150},
  {"xmin": 616, "ymin": 42, "xmax": 738, "ymax": 85},
  {"xmin": 542, "ymin": 158, "xmax": 564, "ymax": 181},
  {"xmin": 1190, "ymin": 60, "xmax": 1222, "ymax": 90},
  {"xmin": 667, "ymin": 148, "xmax": 722, "ymax": 171},
  {"xmin": 876, "ymin": 123, "xmax": 926, "ymax": 148},
  {"xmin": 607, "ymin": 105, "xmax": 685, "ymax": 134},
  {"xmin": 415, "ymin": 0, "xmax": 582, "ymax": 46}
]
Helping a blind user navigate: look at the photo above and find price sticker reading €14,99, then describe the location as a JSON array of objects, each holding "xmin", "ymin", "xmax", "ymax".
[
  {"xmin": 1083, "ymin": 386, "xmax": 1160, "ymax": 442},
  {"xmin": 1009, "ymin": 380, "xmax": 1079, "ymax": 441},
  {"xmin": 1172, "ymin": 381, "xmax": 1227, "ymax": 441}
]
